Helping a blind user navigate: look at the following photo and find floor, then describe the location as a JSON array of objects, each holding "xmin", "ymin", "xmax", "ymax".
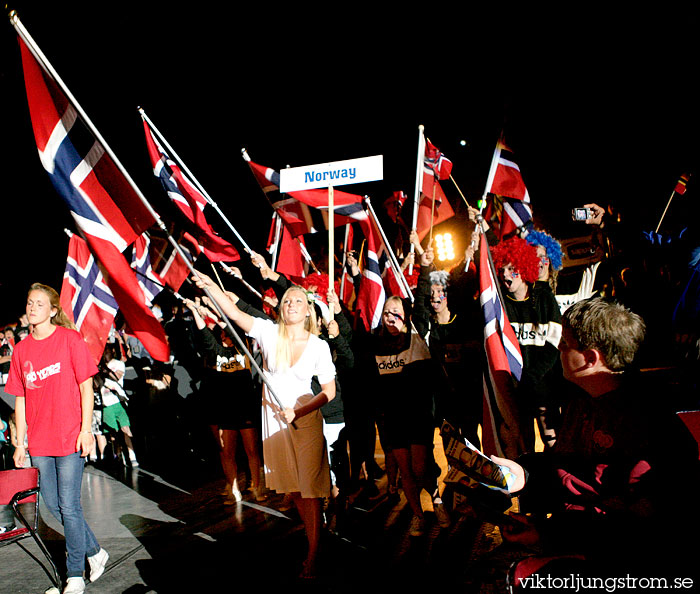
[{"xmin": 1, "ymin": 432, "xmax": 496, "ymax": 594}]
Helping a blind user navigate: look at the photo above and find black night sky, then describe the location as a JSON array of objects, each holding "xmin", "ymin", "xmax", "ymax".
[{"xmin": 1, "ymin": 3, "xmax": 698, "ymax": 326}]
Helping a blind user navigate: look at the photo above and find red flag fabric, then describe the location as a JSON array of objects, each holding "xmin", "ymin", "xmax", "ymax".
[
  {"xmin": 355, "ymin": 220, "xmax": 386, "ymax": 331},
  {"xmin": 485, "ymin": 136, "xmax": 530, "ymax": 202},
  {"xmin": 675, "ymin": 173, "xmax": 691, "ymax": 195},
  {"xmin": 60, "ymin": 234, "xmax": 118, "ymax": 364},
  {"xmin": 416, "ymin": 141, "xmax": 455, "ymax": 241},
  {"xmin": 19, "ymin": 37, "xmax": 170, "ymax": 362},
  {"xmin": 267, "ymin": 213, "xmax": 306, "ymax": 278},
  {"xmin": 146, "ymin": 228, "xmax": 201, "ymax": 293},
  {"xmin": 142, "ymin": 119, "xmax": 239, "ymax": 263}
]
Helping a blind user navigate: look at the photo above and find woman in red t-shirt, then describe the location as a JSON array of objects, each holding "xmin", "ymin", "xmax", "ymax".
[{"xmin": 6, "ymin": 284, "xmax": 109, "ymax": 594}]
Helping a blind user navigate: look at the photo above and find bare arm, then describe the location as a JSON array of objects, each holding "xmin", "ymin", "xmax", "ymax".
[
  {"xmin": 192, "ymin": 272, "xmax": 255, "ymax": 334},
  {"xmin": 281, "ymin": 380, "xmax": 336, "ymax": 424},
  {"xmin": 12, "ymin": 397, "xmax": 27, "ymax": 468},
  {"xmin": 76, "ymin": 378, "xmax": 95, "ymax": 457}
]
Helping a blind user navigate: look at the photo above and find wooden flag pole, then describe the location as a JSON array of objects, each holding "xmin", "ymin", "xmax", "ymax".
[
  {"xmin": 655, "ymin": 189, "xmax": 677, "ymax": 233},
  {"xmin": 328, "ymin": 185, "xmax": 335, "ymax": 321}
]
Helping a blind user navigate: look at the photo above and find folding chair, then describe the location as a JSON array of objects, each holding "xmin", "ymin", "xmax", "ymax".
[{"xmin": 0, "ymin": 467, "xmax": 61, "ymax": 591}]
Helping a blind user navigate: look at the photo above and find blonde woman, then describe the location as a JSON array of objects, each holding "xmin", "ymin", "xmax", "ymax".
[
  {"xmin": 192, "ymin": 274, "xmax": 336, "ymax": 579},
  {"xmin": 6, "ymin": 284, "xmax": 108, "ymax": 594}
]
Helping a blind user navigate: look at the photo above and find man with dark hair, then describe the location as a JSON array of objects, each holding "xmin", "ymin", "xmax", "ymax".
[{"xmin": 495, "ymin": 297, "xmax": 700, "ymax": 578}]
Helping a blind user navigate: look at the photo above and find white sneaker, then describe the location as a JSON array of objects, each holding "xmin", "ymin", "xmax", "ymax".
[
  {"xmin": 88, "ymin": 548, "xmax": 109, "ymax": 582},
  {"xmin": 63, "ymin": 577, "xmax": 85, "ymax": 594},
  {"xmin": 408, "ymin": 514, "xmax": 425, "ymax": 536}
]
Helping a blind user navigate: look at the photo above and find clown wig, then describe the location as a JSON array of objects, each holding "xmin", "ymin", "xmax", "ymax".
[
  {"xmin": 526, "ymin": 230, "xmax": 564, "ymax": 271},
  {"xmin": 490, "ymin": 236, "xmax": 540, "ymax": 284}
]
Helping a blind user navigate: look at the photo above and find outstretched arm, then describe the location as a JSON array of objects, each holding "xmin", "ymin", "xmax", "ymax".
[{"xmin": 192, "ymin": 272, "xmax": 256, "ymax": 334}]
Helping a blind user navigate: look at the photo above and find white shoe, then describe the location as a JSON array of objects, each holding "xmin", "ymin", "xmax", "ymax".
[
  {"xmin": 88, "ymin": 548, "xmax": 109, "ymax": 582},
  {"xmin": 63, "ymin": 577, "xmax": 85, "ymax": 594}
]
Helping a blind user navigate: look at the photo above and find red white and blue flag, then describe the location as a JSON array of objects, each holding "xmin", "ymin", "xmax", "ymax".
[
  {"xmin": 416, "ymin": 140, "xmax": 455, "ymax": 240},
  {"xmin": 142, "ymin": 118, "xmax": 239, "ymax": 263},
  {"xmin": 483, "ymin": 135, "xmax": 533, "ymax": 239},
  {"xmin": 131, "ymin": 233, "xmax": 165, "ymax": 305},
  {"xmin": 478, "ymin": 233, "xmax": 524, "ymax": 457},
  {"xmin": 60, "ymin": 233, "xmax": 119, "ymax": 365},
  {"xmin": 18, "ymin": 36, "xmax": 170, "ymax": 362},
  {"xmin": 355, "ymin": 219, "xmax": 386, "ymax": 331},
  {"xmin": 244, "ymin": 154, "xmax": 370, "ymax": 234}
]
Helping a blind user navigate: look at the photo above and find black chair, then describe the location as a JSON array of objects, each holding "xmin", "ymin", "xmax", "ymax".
[{"xmin": 0, "ymin": 467, "xmax": 61, "ymax": 591}]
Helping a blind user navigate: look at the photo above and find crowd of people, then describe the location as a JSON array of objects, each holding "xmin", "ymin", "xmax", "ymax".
[{"xmin": 1, "ymin": 198, "xmax": 700, "ymax": 591}]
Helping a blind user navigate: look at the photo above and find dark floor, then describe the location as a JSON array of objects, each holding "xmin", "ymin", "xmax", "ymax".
[{"xmin": 2, "ymin": 437, "xmax": 497, "ymax": 594}]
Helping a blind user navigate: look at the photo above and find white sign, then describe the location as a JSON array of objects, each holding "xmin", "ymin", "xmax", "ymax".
[{"xmin": 279, "ymin": 155, "xmax": 383, "ymax": 193}]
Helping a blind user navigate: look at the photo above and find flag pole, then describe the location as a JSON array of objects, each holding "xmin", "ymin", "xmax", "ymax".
[
  {"xmin": 409, "ymin": 125, "xmax": 425, "ymax": 275},
  {"xmin": 328, "ymin": 185, "xmax": 335, "ymax": 321},
  {"xmin": 364, "ymin": 197, "xmax": 414, "ymax": 302},
  {"xmin": 339, "ymin": 223, "xmax": 351, "ymax": 299},
  {"xmin": 218, "ymin": 262, "xmax": 263, "ymax": 299},
  {"xmin": 9, "ymin": 11, "xmax": 289, "ymax": 421},
  {"xmin": 655, "ymin": 189, "xmax": 677, "ymax": 234},
  {"xmin": 139, "ymin": 108, "xmax": 252, "ymax": 254}
]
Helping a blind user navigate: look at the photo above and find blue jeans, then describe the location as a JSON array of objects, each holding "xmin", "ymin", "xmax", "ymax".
[{"xmin": 33, "ymin": 453, "xmax": 101, "ymax": 577}]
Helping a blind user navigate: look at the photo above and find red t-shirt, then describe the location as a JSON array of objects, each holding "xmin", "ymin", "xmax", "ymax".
[{"xmin": 5, "ymin": 325, "xmax": 98, "ymax": 456}]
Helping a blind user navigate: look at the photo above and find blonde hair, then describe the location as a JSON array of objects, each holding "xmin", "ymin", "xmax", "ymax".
[
  {"xmin": 381, "ymin": 295, "xmax": 408, "ymax": 334},
  {"xmin": 274, "ymin": 286, "xmax": 319, "ymax": 370},
  {"xmin": 28, "ymin": 283, "xmax": 76, "ymax": 330}
]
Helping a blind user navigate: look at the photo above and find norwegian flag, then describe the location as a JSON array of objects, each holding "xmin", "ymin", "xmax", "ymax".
[
  {"xmin": 478, "ymin": 233, "xmax": 524, "ymax": 457},
  {"xmin": 674, "ymin": 172, "xmax": 691, "ymax": 195},
  {"xmin": 244, "ymin": 153, "xmax": 369, "ymax": 234},
  {"xmin": 60, "ymin": 233, "xmax": 119, "ymax": 364},
  {"xmin": 384, "ymin": 191, "xmax": 407, "ymax": 224},
  {"xmin": 266, "ymin": 212, "xmax": 307, "ymax": 278},
  {"xmin": 146, "ymin": 227, "xmax": 201, "ymax": 293},
  {"xmin": 354, "ymin": 209, "xmax": 409, "ymax": 330},
  {"xmin": 18, "ymin": 36, "xmax": 170, "ymax": 362},
  {"xmin": 484, "ymin": 195, "xmax": 533, "ymax": 239},
  {"xmin": 355, "ymin": 221, "xmax": 386, "ymax": 331},
  {"xmin": 416, "ymin": 140, "xmax": 455, "ymax": 241},
  {"xmin": 142, "ymin": 118, "xmax": 239, "ymax": 263},
  {"xmin": 483, "ymin": 135, "xmax": 533, "ymax": 239},
  {"xmin": 131, "ymin": 233, "xmax": 165, "ymax": 305}
]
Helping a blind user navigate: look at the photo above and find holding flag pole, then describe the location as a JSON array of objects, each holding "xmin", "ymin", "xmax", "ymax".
[{"xmin": 10, "ymin": 10, "xmax": 290, "ymax": 420}]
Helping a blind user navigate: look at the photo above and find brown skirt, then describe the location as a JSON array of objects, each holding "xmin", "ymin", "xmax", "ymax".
[{"xmin": 261, "ymin": 393, "xmax": 330, "ymax": 499}]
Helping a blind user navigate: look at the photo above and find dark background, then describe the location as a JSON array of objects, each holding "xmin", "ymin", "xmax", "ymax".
[{"xmin": 1, "ymin": 2, "xmax": 697, "ymax": 326}]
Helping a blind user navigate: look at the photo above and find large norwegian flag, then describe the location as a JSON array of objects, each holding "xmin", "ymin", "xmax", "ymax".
[
  {"xmin": 478, "ymin": 233, "xmax": 524, "ymax": 457},
  {"xmin": 60, "ymin": 233, "xmax": 119, "ymax": 364},
  {"xmin": 483, "ymin": 136, "xmax": 533, "ymax": 239},
  {"xmin": 142, "ymin": 118, "xmax": 239, "ymax": 263},
  {"xmin": 18, "ymin": 36, "xmax": 170, "ymax": 362},
  {"xmin": 415, "ymin": 140, "xmax": 455, "ymax": 240}
]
